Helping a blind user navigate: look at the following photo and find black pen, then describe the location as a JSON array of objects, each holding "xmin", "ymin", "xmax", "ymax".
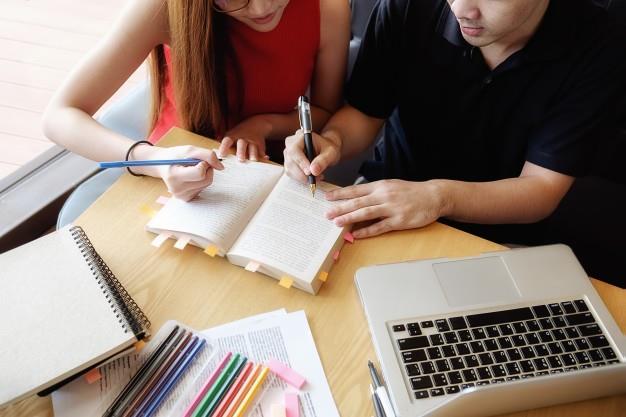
[
  {"xmin": 297, "ymin": 95, "xmax": 316, "ymax": 197},
  {"xmin": 368, "ymin": 360, "xmax": 396, "ymax": 417}
]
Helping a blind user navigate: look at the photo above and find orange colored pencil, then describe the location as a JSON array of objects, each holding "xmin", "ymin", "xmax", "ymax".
[{"xmin": 221, "ymin": 364, "xmax": 261, "ymax": 417}]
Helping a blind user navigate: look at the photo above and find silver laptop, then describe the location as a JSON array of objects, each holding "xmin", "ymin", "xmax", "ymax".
[{"xmin": 355, "ymin": 244, "xmax": 626, "ymax": 417}]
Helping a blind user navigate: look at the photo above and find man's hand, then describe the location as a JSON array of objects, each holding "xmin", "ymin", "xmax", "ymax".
[
  {"xmin": 284, "ymin": 130, "xmax": 341, "ymax": 183},
  {"xmin": 218, "ymin": 116, "xmax": 272, "ymax": 161},
  {"xmin": 325, "ymin": 179, "xmax": 445, "ymax": 238}
]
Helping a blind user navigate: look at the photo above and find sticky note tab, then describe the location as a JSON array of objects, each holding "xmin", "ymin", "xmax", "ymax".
[
  {"xmin": 84, "ymin": 368, "xmax": 101, "ymax": 384},
  {"xmin": 332, "ymin": 250, "xmax": 341, "ymax": 261},
  {"xmin": 271, "ymin": 403, "xmax": 286, "ymax": 417},
  {"xmin": 267, "ymin": 359, "xmax": 306, "ymax": 389},
  {"xmin": 134, "ymin": 340, "xmax": 146, "ymax": 352},
  {"xmin": 156, "ymin": 196, "xmax": 170, "ymax": 205},
  {"xmin": 279, "ymin": 276, "xmax": 294, "ymax": 289},
  {"xmin": 174, "ymin": 235, "xmax": 191, "ymax": 250},
  {"xmin": 245, "ymin": 261, "xmax": 261, "ymax": 272},
  {"xmin": 151, "ymin": 233, "xmax": 170, "ymax": 248},
  {"xmin": 343, "ymin": 231, "xmax": 355, "ymax": 243},
  {"xmin": 139, "ymin": 204, "xmax": 157, "ymax": 218},
  {"xmin": 285, "ymin": 393, "xmax": 299, "ymax": 417},
  {"xmin": 204, "ymin": 245, "xmax": 218, "ymax": 257},
  {"xmin": 318, "ymin": 271, "xmax": 329, "ymax": 282}
]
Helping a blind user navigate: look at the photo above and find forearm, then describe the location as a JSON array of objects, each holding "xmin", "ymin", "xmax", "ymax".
[
  {"xmin": 433, "ymin": 175, "xmax": 572, "ymax": 224},
  {"xmin": 321, "ymin": 105, "xmax": 384, "ymax": 160}
]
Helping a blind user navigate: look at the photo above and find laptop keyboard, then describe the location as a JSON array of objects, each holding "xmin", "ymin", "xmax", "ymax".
[{"xmin": 389, "ymin": 299, "xmax": 621, "ymax": 400}]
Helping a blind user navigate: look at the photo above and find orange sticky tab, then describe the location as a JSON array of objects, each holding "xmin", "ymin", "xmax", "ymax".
[
  {"xmin": 151, "ymin": 233, "xmax": 170, "ymax": 248},
  {"xmin": 318, "ymin": 271, "xmax": 329, "ymax": 282},
  {"xmin": 245, "ymin": 261, "xmax": 261, "ymax": 272},
  {"xmin": 332, "ymin": 250, "xmax": 341, "ymax": 261},
  {"xmin": 139, "ymin": 204, "xmax": 157, "ymax": 218},
  {"xmin": 84, "ymin": 368, "xmax": 101, "ymax": 384},
  {"xmin": 134, "ymin": 340, "xmax": 146, "ymax": 352},
  {"xmin": 279, "ymin": 276, "xmax": 294, "ymax": 289},
  {"xmin": 343, "ymin": 232, "xmax": 355, "ymax": 243},
  {"xmin": 174, "ymin": 235, "xmax": 191, "ymax": 250},
  {"xmin": 204, "ymin": 245, "xmax": 218, "ymax": 257}
]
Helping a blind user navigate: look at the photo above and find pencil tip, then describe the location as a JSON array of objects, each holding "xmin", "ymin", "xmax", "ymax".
[{"xmin": 310, "ymin": 184, "xmax": 316, "ymax": 197}]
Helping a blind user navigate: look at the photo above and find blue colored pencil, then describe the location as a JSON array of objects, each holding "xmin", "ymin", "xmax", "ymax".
[{"xmin": 99, "ymin": 158, "xmax": 203, "ymax": 169}]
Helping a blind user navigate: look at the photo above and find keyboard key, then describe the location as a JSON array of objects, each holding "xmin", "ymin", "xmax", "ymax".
[
  {"xmin": 402, "ymin": 349, "xmax": 427, "ymax": 363},
  {"xmin": 560, "ymin": 353, "xmax": 576, "ymax": 367},
  {"xmin": 407, "ymin": 322, "xmax": 420, "ymax": 331},
  {"xmin": 511, "ymin": 335, "xmax": 526, "ymax": 347},
  {"xmin": 538, "ymin": 331, "xmax": 553, "ymax": 343},
  {"xmin": 539, "ymin": 318, "xmax": 554, "ymax": 330},
  {"xmin": 565, "ymin": 313, "xmax": 595, "ymax": 326},
  {"xmin": 519, "ymin": 360, "xmax": 535, "ymax": 373},
  {"xmin": 521, "ymin": 346, "xmax": 536, "ymax": 359},
  {"xmin": 398, "ymin": 336, "xmax": 430, "ymax": 351},
  {"xmin": 524, "ymin": 333, "xmax": 540, "ymax": 345},
  {"xmin": 430, "ymin": 388, "xmax": 445, "ymax": 396},
  {"xmin": 534, "ymin": 344, "xmax": 549, "ymax": 357},
  {"xmin": 450, "ymin": 357, "xmax": 465, "ymax": 370},
  {"xmin": 547, "ymin": 356, "xmax": 563, "ymax": 368},
  {"xmin": 533, "ymin": 358, "xmax": 549, "ymax": 370},
  {"xmin": 406, "ymin": 364, "xmax": 421, "ymax": 376},
  {"xmin": 444, "ymin": 331, "xmax": 459, "ymax": 344},
  {"xmin": 574, "ymin": 351, "xmax": 590, "ymax": 364},
  {"xmin": 393, "ymin": 324, "xmax": 406, "ymax": 332},
  {"xmin": 449, "ymin": 316, "xmax": 468, "ymax": 330},
  {"xmin": 505, "ymin": 362, "xmax": 521, "ymax": 375},
  {"xmin": 427, "ymin": 347, "xmax": 442, "ymax": 360},
  {"xmin": 461, "ymin": 383, "xmax": 476, "ymax": 390},
  {"xmin": 435, "ymin": 319, "xmax": 450, "ymax": 332},
  {"xmin": 536, "ymin": 370, "xmax": 549, "ymax": 376},
  {"xmin": 592, "ymin": 361, "xmax": 606, "ymax": 367},
  {"xmin": 561, "ymin": 301, "xmax": 576, "ymax": 314},
  {"xmin": 564, "ymin": 366, "xmax": 578, "ymax": 372},
  {"xmin": 491, "ymin": 364, "xmax": 506, "ymax": 377},
  {"xmin": 420, "ymin": 362, "xmax": 436, "ymax": 374},
  {"xmin": 548, "ymin": 303, "xmax": 563, "ymax": 315},
  {"xmin": 446, "ymin": 385, "xmax": 461, "ymax": 394},
  {"xmin": 506, "ymin": 348, "xmax": 522, "ymax": 361},
  {"xmin": 491, "ymin": 378, "xmax": 506, "ymax": 384},
  {"xmin": 435, "ymin": 359, "xmax": 450, "ymax": 372},
  {"xmin": 456, "ymin": 343, "xmax": 471, "ymax": 356},
  {"xmin": 547, "ymin": 342, "xmax": 563, "ymax": 355},
  {"xmin": 421, "ymin": 320, "xmax": 434, "ymax": 328},
  {"xmin": 561, "ymin": 340, "xmax": 576, "ymax": 352},
  {"xmin": 574, "ymin": 338, "xmax": 590, "ymax": 351},
  {"xmin": 411, "ymin": 376, "xmax": 433, "ymax": 390},
  {"xmin": 499, "ymin": 324, "xmax": 514, "ymax": 335},
  {"xmin": 477, "ymin": 380, "xmax": 490, "ymax": 386},
  {"xmin": 601, "ymin": 347, "xmax": 616, "ymax": 360},
  {"xmin": 433, "ymin": 373, "xmax": 448, "ymax": 387},
  {"xmin": 458, "ymin": 330, "xmax": 473, "ymax": 342},
  {"xmin": 471, "ymin": 328, "xmax": 487, "ymax": 340},
  {"xmin": 415, "ymin": 390, "xmax": 429, "ymax": 399},
  {"xmin": 478, "ymin": 352, "xmax": 494, "ymax": 365},
  {"xmin": 447, "ymin": 370, "xmax": 463, "ymax": 384},
  {"xmin": 552, "ymin": 316, "xmax": 567, "ymax": 328},
  {"xmin": 429, "ymin": 334, "xmax": 444, "ymax": 346},
  {"xmin": 409, "ymin": 328, "xmax": 422, "ymax": 336},
  {"xmin": 565, "ymin": 327, "xmax": 579, "ymax": 338},
  {"xmin": 477, "ymin": 367, "xmax": 492, "ymax": 380},
  {"xmin": 532, "ymin": 305, "xmax": 551, "ymax": 318},
  {"xmin": 470, "ymin": 341, "xmax": 485, "ymax": 353},
  {"xmin": 552, "ymin": 329, "xmax": 567, "ymax": 341},
  {"xmin": 607, "ymin": 360, "xmax": 620, "ymax": 365},
  {"xmin": 486, "ymin": 326, "xmax": 500, "ymax": 338},
  {"xmin": 588, "ymin": 349, "xmax": 603, "ymax": 362},
  {"xmin": 493, "ymin": 351, "xmax": 508, "ymax": 363},
  {"xmin": 464, "ymin": 355, "xmax": 479, "ymax": 368},
  {"xmin": 498, "ymin": 337, "xmax": 513, "ymax": 349},
  {"xmin": 525, "ymin": 320, "xmax": 540, "ymax": 332},
  {"xmin": 520, "ymin": 373, "xmax": 535, "ymax": 379},
  {"xmin": 466, "ymin": 308, "xmax": 534, "ymax": 327},
  {"xmin": 588, "ymin": 336, "xmax": 609, "ymax": 348},
  {"xmin": 484, "ymin": 339, "xmax": 499, "ymax": 351},
  {"xmin": 573, "ymin": 299, "xmax": 589, "ymax": 312},
  {"xmin": 462, "ymin": 369, "xmax": 478, "ymax": 382},
  {"xmin": 513, "ymin": 322, "xmax": 527, "ymax": 334},
  {"xmin": 578, "ymin": 324, "xmax": 602, "ymax": 336},
  {"xmin": 442, "ymin": 345, "xmax": 456, "ymax": 358}
]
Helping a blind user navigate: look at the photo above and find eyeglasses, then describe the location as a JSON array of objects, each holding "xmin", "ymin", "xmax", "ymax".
[{"xmin": 213, "ymin": 0, "xmax": 249, "ymax": 13}]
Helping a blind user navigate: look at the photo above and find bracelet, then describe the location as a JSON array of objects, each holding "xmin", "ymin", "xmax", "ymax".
[{"xmin": 125, "ymin": 140, "xmax": 153, "ymax": 177}]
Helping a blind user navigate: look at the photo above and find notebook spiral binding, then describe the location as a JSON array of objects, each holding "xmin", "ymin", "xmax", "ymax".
[{"xmin": 70, "ymin": 225, "xmax": 150, "ymax": 338}]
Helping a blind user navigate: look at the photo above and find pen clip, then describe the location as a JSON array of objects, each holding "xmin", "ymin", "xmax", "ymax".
[{"xmin": 297, "ymin": 96, "xmax": 312, "ymax": 134}]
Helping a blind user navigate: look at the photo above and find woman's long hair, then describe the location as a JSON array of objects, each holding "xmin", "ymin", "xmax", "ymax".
[{"xmin": 148, "ymin": 0, "xmax": 231, "ymax": 138}]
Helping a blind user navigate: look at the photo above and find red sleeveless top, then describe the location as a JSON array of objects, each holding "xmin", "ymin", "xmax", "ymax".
[{"xmin": 149, "ymin": 0, "xmax": 320, "ymax": 143}]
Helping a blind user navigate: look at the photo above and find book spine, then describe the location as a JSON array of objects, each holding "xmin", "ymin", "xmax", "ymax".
[{"xmin": 70, "ymin": 225, "xmax": 151, "ymax": 339}]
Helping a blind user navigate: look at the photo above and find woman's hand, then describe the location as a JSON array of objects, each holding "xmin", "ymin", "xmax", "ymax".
[
  {"xmin": 217, "ymin": 115, "xmax": 272, "ymax": 161},
  {"xmin": 132, "ymin": 143, "xmax": 224, "ymax": 201}
]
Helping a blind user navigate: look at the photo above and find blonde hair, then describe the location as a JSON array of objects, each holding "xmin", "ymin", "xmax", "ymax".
[{"xmin": 149, "ymin": 1, "xmax": 237, "ymax": 138}]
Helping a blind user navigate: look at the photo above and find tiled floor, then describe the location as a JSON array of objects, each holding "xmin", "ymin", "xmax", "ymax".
[{"xmin": 0, "ymin": 0, "xmax": 143, "ymax": 180}]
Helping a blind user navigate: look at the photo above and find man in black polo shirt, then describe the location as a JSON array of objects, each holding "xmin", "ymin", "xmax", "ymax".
[{"xmin": 284, "ymin": 0, "xmax": 626, "ymax": 284}]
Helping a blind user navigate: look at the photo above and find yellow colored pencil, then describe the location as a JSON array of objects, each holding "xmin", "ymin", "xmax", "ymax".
[
  {"xmin": 231, "ymin": 366, "xmax": 269, "ymax": 417},
  {"xmin": 222, "ymin": 364, "xmax": 261, "ymax": 417}
]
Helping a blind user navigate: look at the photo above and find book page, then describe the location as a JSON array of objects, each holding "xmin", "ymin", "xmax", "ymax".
[
  {"xmin": 227, "ymin": 174, "xmax": 344, "ymax": 282},
  {"xmin": 146, "ymin": 156, "xmax": 284, "ymax": 254}
]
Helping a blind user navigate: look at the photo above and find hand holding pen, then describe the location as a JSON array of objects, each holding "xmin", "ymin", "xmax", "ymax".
[{"xmin": 298, "ymin": 96, "xmax": 317, "ymax": 197}]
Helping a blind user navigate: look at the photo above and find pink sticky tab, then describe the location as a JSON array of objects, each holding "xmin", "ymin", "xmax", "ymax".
[
  {"xmin": 343, "ymin": 232, "xmax": 355, "ymax": 243},
  {"xmin": 84, "ymin": 367, "xmax": 101, "ymax": 384},
  {"xmin": 285, "ymin": 393, "xmax": 299, "ymax": 417},
  {"xmin": 267, "ymin": 359, "xmax": 306, "ymax": 389},
  {"xmin": 332, "ymin": 250, "xmax": 341, "ymax": 261},
  {"xmin": 174, "ymin": 235, "xmax": 191, "ymax": 250}
]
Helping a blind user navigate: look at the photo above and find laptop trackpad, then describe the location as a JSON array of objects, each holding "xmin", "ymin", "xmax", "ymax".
[{"xmin": 434, "ymin": 256, "xmax": 521, "ymax": 307}]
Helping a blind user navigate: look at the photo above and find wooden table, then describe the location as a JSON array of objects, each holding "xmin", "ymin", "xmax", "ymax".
[{"xmin": 2, "ymin": 128, "xmax": 624, "ymax": 417}]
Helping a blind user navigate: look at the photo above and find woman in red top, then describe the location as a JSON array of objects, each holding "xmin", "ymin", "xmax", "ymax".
[{"xmin": 43, "ymin": 0, "xmax": 350, "ymax": 201}]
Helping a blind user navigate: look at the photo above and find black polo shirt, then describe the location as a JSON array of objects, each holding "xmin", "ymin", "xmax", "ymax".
[{"xmin": 347, "ymin": 0, "xmax": 626, "ymax": 182}]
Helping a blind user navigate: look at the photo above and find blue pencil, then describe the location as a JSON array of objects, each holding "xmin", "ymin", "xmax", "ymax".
[{"xmin": 99, "ymin": 158, "xmax": 203, "ymax": 168}]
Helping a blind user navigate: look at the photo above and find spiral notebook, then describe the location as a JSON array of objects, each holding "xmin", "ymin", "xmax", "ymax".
[{"xmin": 0, "ymin": 225, "xmax": 150, "ymax": 407}]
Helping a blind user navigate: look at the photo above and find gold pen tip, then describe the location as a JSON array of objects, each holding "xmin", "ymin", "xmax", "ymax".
[{"xmin": 310, "ymin": 183, "xmax": 316, "ymax": 197}]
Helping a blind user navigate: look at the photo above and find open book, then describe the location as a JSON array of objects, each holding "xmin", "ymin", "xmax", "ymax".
[{"xmin": 146, "ymin": 156, "xmax": 347, "ymax": 294}]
